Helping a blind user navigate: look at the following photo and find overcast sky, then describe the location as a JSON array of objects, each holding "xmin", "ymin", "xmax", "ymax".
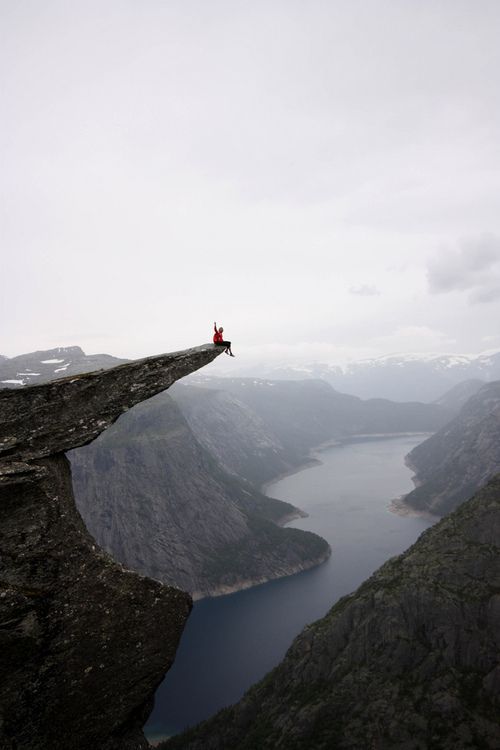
[{"xmin": 2, "ymin": 0, "xmax": 500, "ymax": 367}]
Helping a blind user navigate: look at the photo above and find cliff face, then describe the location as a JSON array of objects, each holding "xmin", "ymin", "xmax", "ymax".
[
  {"xmin": 170, "ymin": 383, "xmax": 296, "ymax": 484},
  {"xmin": 0, "ymin": 345, "xmax": 222, "ymax": 750},
  {"xmin": 173, "ymin": 377, "xmax": 452, "ymax": 484},
  {"xmin": 164, "ymin": 474, "xmax": 500, "ymax": 750},
  {"xmin": 69, "ymin": 392, "xmax": 329, "ymax": 599},
  {"xmin": 403, "ymin": 381, "xmax": 500, "ymax": 516}
]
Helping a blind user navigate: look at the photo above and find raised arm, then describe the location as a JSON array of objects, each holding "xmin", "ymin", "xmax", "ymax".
[{"xmin": 214, "ymin": 321, "xmax": 217, "ymax": 332}]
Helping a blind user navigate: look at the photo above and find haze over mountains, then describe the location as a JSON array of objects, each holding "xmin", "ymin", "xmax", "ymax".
[
  {"xmin": 69, "ymin": 355, "xmax": 450, "ymax": 598},
  {"xmin": 70, "ymin": 391, "xmax": 329, "ymax": 599},
  {"xmin": 1, "ymin": 345, "xmax": 454, "ymax": 599},
  {"xmin": 171, "ymin": 377, "xmax": 451, "ymax": 485},
  {"xmin": 224, "ymin": 351, "xmax": 500, "ymax": 402},
  {"xmin": 2, "ymin": 346, "xmax": 500, "ymax": 404}
]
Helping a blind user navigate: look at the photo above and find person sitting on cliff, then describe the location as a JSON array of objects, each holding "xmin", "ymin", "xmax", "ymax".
[{"xmin": 213, "ymin": 321, "xmax": 235, "ymax": 357}]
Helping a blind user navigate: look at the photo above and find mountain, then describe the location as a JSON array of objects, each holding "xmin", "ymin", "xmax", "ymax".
[
  {"xmin": 0, "ymin": 346, "xmax": 126, "ymax": 387},
  {"xmin": 433, "ymin": 378, "xmax": 485, "ymax": 414},
  {"xmin": 229, "ymin": 351, "xmax": 500, "ymax": 402},
  {"xmin": 165, "ymin": 382, "xmax": 296, "ymax": 486},
  {"xmin": 1, "ymin": 347, "xmax": 450, "ymax": 598},
  {"xmin": 70, "ymin": 391, "xmax": 329, "ymax": 599},
  {"xmin": 0, "ymin": 345, "xmax": 221, "ymax": 750},
  {"xmin": 401, "ymin": 381, "xmax": 500, "ymax": 516},
  {"xmin": 173, "ymin": 377, "xmax": 452, "ymax": 484},
  {"xmin": 163, "ymin": 473, "xmax": 500, "ymax": 750}
]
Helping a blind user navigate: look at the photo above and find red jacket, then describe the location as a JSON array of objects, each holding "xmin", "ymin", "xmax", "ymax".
[{"xmin": 213, "ymin": 325, "xmax": 224, "ymax": 343}]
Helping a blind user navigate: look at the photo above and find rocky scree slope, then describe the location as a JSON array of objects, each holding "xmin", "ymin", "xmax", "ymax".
[
  {"xmin": 0, "ymin": 345, "xmax": 222, "ymax": 750},
  {"xmin": 163, "ymin": 474, "xmax": 500, "ymax": 750},
  {"xmin": 70, "ymin": 391, "xmax": 329, "ymax": 599},
  {"xmin": 403, "ymin": 380, "xmax": 500, "ymax": 516}
]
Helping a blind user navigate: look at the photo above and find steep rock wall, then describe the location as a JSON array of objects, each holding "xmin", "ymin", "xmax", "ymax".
[
  {"xmin": 403, "ymin": 380, "xmax": 500, "ymax": 516},
  {"xmin": 69, "ymin": 392, "xmax": 329, "ymax": 599},
  {"xmin": 0, "ymin": 345, "xmax": 222, "ymax": 750}
]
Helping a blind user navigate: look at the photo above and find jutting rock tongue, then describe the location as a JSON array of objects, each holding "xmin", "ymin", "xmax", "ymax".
[{"xmin": 0, "ymin": 345, "xmax": 223, "ymax": 750}]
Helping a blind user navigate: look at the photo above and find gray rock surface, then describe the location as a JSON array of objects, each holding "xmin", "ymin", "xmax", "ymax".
[
  {"xmin": 403, "ymin": 380, "xmax": 500, "ymax": 516},
  {"xmin": 69, "ymin": 391, "xmax": 329, "ymax": 599},
  {"xmin": 0, "ymin": 344, "xmax": 222, "ymax": 750},
  {"xmin": 164, "ymin": 474, "xmax": 500, "ymax": 750},
  {"xmin": 170, "ymin": 382, "xmax": 297, "ymax": 484}
]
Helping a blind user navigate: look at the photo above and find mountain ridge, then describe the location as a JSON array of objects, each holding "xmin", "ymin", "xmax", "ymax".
[{"xmin": 201, "ymin": 349, "xmax": 500, "ymax": 402}]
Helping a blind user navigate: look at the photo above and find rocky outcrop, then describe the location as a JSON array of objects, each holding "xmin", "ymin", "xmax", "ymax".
[
  {"xmin": 164, "ymin": 474, "xmax": 500, "ymax": 750},
  {"xmin": 403, "ymin": 381, "xmax": 500, "ymax": 516},
  {"xmin": 0, "ymin": 345, "xmax": 223, "ymax": 750},
  {"xmin": 69, "ymin": 391, "xmax": 329, "ymax": 599}
]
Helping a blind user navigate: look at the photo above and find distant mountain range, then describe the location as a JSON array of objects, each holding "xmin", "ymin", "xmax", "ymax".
[
  {"xmin": 222, "ymin": 351, "xmax": 500, "ymax": 402},
  {"xmin": 71, "ymin": 373, "xmax": 450, "ymax": 597},
  {"xmin": 171, "ymin": 377, "xmax": 452, "ymax": 484},
  {"xmin": 0, "ymin": 346, "xmax": 125, "ymax": 386},
  {"xmin": 3, "ymin": 346, "xmax": 500, "ymax": 404},
  {"xmin": 402, "ymin": 380, "xmax": 500, "ymax": 516}
]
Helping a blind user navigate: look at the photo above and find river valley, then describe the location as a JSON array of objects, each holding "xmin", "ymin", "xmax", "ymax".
[{"xmin": 145, "ymin": 434, "xmax": 437, "ymax": 743}]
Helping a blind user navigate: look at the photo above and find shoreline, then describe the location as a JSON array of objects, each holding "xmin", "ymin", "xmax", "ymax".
[
  {"xmin": 195, "ymin": 432, "xmax": 433, "ymax": 603},
  {"xmin": 259, "ymin": 457, "xmax": 321, "ymax": 494},
  {"xmin": 262, "ymin": 431, "xmax": 432, "ymax": 496},
  {"xmin": 191, "ymin": 547, "xmax": 332, "ymax": 601},
  {"xmin": 388, "ymin": 494, "xmax": 438, "ymax": 521}
]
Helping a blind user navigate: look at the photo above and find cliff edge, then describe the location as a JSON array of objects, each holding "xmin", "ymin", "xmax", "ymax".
[{"xmin": 0, "ymin": 344, "xmax": 223, "ymax": 750}]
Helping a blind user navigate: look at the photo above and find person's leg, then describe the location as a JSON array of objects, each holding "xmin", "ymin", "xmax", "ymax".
[{"xmin": 215, "ymin": 340, "xmax": 235, "ymax": 356}]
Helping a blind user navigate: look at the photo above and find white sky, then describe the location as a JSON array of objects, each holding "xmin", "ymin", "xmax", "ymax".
[{"xmin": 2, "ymin": 0, "xmax": 500, "ymax": 366}]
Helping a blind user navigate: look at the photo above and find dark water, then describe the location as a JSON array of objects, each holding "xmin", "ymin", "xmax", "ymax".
[{"xmin": 145, "ymin": 435, "xmax": 436, "ymax": 743}]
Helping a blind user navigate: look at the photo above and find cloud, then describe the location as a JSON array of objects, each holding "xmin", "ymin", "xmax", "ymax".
[
  {"xmin": 349, "ymin": 284, "xmax": 380, "ymax": 296},
  {"xmin": 469, "ymin": 287, "xmax": 500, "ymax": 305},
  {"xmin": 371, "ymin": 325, "xmax": 455, "ymax": 353},
  {"xmin": 427, "ymin": 234, "xmax": 500, "ymax": 302}
]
